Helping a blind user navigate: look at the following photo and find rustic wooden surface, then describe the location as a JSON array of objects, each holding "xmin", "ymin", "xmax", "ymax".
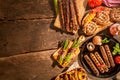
[
  {"xmin": 0, "ymin": 0, "xmax": 54, "ymax": 20},
  {"xmin": 0, "ymin": 50, "xmax": 65, "ymax": 80},
  {"xmin": 0, "ymin": 20, "xmax": 78, "ymax": 57},
  {"xmin": 0, "ymin": 0, "xmax": 79, "ymax": 80},
  {"xmin": 0, "ymin": 0, "xmax": 80, "ymax": 57},
  {"xmin": 0, "ymin": 0, "xmax": 119, "ymax": 80}
]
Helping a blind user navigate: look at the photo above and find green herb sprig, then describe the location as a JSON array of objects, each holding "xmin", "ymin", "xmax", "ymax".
[{"xmin": 102, "ymin": 37, "xmax": 110, "ymax": 44}]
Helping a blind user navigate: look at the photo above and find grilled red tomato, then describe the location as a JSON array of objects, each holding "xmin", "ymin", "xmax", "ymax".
[
  {"xmin": 110, "ymin": 26, "xmax": 118, "ymax": 36},
  {"xmin": 109, "ymin": 23, "xmax": 120, "ymax": 36},
  {"xmin": 114, "ymin": 56, "xmax": 120, "ymax": 64},
  {"xmin": 88, "ymin": 0, "xmax": 103, "ymax": 8}
]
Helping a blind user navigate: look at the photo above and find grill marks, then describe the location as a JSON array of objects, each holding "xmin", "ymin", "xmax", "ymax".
[
  {"xmin": 58, "ymin": 0, "xmax": 79, "ymax": 34},
  {"xmin": 65, "ymin": 0, "xmax": 70, "ymax": 31},
  {"xmin": 73, "ymin": 0, "xmax": 81, "ymax": 26},
  {"xmin": 70, "ymin": 0, "xmax": 79, "ymax": 31},
  {"xmin": 58, "ymin": 0, "xmax": 65, "ymax": 29}
]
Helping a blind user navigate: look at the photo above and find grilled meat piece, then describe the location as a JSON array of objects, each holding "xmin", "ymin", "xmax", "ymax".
[
  {"xmin": 94, "ymin": 52, "xmax": 109, "ymax": 72},
  {"xmin": 90, "ymin": 53, "xmax": 104, "ymax": 73},
  {"xmin": 104, "ymin": 45, "xmax": 115, "ymax": 67},
  {"xmin": 110, "ymin": 8, "xmax": 120, "ymax": 22},
  {"xmin": 99, "ymin": 46, "xmax": 110, "ymax": 68},
  {"xmin": 84, "ymin": 55, "xmax": 99, "ymax": 76}
]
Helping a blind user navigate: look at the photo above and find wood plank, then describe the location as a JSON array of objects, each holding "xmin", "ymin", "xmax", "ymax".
[
  {"xmin": 0, "ymin": 0, "xmax": 55, "ymax": 20},
  {"xmin": 0, "ymin": 50, "xmax": 119, "ymax": 80},
  {"xmin": 0, "ymin": 50, "xmax": 64, "ymax": 80},
  {"xmin": 0, "ymin": 19, "xmax": 78, "ymax": 57}
]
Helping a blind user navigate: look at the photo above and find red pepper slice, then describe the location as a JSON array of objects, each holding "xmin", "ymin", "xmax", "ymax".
[{"xmin": 88, "ymin": 0, "xmax": 103, "ymax": 8}]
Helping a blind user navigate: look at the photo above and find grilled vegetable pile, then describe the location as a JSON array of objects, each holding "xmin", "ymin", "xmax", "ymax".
[{"xmin": 53, "ymin": 35, "xmax": 85, "ymax": 67}]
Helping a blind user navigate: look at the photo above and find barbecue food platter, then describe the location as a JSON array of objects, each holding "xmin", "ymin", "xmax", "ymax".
[
  {"xmin": 79, "ymin": 33, "xmax": 120, "ymax": 78},
  {"xmin": 52, "ymin": 0, "xmax": 120, "ymax": 79},
  {"xmin": 82, "ymin": 6, "xmax": 120, "ymax": 36}
]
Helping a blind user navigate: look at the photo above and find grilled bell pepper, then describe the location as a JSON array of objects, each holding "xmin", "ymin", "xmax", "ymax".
[{"xmin": 88, "ymin": 0, "xmax": 103, "ymax": 8}]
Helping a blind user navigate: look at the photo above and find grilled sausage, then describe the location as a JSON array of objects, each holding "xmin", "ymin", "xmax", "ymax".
[
  {"xmin": 84, "ymin": 55, "xmax": 99, "ymax": 76},
  {"xmin": 94, "ymin": 52, "xmax": 109, "ymax": 72},
  {"xmin": 104, "ymin": 45, "xmax": 115, "ymax": 67},
  {"xmin": 90, "ymin": 53, "xmax": 104, "ymax": 73},
  {"xmin": 99, "ymin": 46, "xmax": 110, "ymax": 68}
]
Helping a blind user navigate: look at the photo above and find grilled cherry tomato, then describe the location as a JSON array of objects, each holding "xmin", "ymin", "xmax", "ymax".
[
  {"xmin": 114, "ymin": 56, "xmax": 120, "ymax": 64},
  {"xmin": 88, "ymin": 0, "xmax": 103, "ymax": 8}
]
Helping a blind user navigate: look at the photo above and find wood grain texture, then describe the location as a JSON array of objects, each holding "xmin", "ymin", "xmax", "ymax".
[
  {"xmin": 0, "ymin": 0, "xmax": 55, "ymax": 20},
  {"xmin": 0, "ymin": 50, "xmax": 64, "ymax": 80},
  {"xmin": 0, "ymin": 19, "xmax": 78, "ymax": 57},
  {"xmin": 0, "ymin": 0, "xmax": 119, "ymax": 80}
]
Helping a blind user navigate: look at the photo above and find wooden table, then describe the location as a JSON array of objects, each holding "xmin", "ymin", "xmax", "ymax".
[
  {"xmin": 0, "ymin": 0, "xmax": 119, "ymax": 80},
  {"xmin": 0, "ymin": 0, "xmax": 79, "ymax": 80}
]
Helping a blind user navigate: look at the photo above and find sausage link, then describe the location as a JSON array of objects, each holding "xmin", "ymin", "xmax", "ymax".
[
  {"xmin": 99, "ymin": 46, "xmax": 110, "ymax": 68},
  {"xmin": 104, "ymin": 45, "xmax": 115, "ymax": 67},
  {"xmin": 84, "ymin": 55, "xmax": 99, "ymax": 76},
  {"xmin": 90, "ymin": 53, "xmax": 104, "ymax": 73},
  {"xmin": 94, "ymin": 52, "xmax": 109, "ymax": 72}
]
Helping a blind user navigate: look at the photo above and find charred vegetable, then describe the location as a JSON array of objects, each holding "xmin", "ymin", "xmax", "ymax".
[
  {"xmin": 112, "ymin": 43, "xmax": 120, "ymax": 56},
  {"xmin": 53, "ymin": 35, "xmax": 85, "ymax": 67},
  {"xmin": 58, "ymin": 39, "xmax": 69, "ymax": 64},
  {"xmin": 63, "ymin": 36, "xmax": 85, "ymax": 66},
  {"xmin": 87, "ymin": 42, "xmax": 95, "ymax": 51}
]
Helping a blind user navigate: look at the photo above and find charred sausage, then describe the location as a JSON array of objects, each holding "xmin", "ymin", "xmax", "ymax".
[
  {"xmin": 84, "ymin": 55, "xmax": 99, "ymax": 76},
  {"xmin": 104, "ymin": 45, "xmax": 115, "ymax": 67},
  {"xmin": 90, "ymin": 53, "xmax": 104, "ymax": 73},
  {"xmin": 94, "ymin": 52, "xmax": 109, "ymax": 72},
  {"xmin": 99, "ymin": 46, "xmax": 110, "ymax": 68}
]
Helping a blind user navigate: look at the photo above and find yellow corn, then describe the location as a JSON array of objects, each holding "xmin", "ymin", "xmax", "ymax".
[{"xmin": 83, "ymin": 12, "xmax": 96, "ymax": 25}]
